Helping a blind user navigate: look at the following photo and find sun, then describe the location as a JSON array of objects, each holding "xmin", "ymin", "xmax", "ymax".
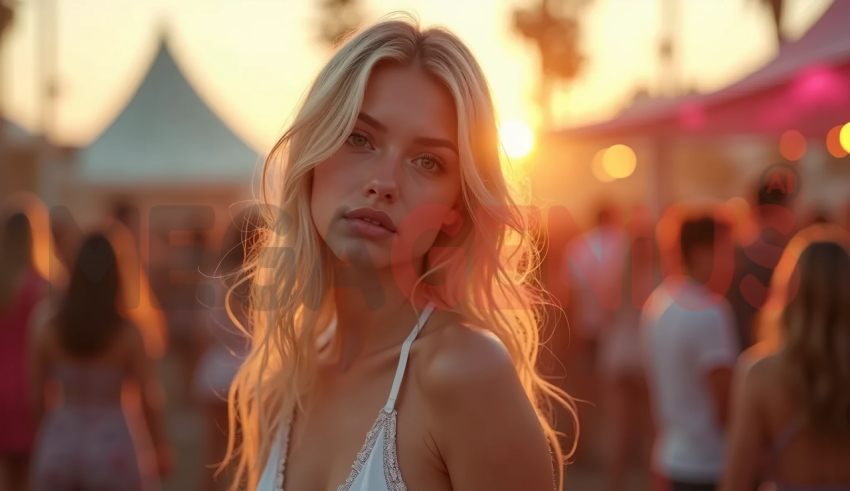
[{"xmin": 499, "ymin": 120, "xmax": 535, "ymax": 159}]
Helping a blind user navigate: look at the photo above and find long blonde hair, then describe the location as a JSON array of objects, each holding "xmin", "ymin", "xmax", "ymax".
[{"xmin": 224, "ymin": 15, "xmax": 576, "ymax": 490}]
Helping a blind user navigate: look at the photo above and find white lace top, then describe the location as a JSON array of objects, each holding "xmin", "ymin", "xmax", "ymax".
[{"xmin": 255, "ymin": 304, "xmax": 436, "ymax": 491}]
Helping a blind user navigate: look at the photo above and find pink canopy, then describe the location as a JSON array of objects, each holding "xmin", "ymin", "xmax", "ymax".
[{"xmin": 561, "ymin": 1, "xmax": 850, "ymax": 139}]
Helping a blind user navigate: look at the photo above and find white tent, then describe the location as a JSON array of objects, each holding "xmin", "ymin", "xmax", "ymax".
[{"xmin": 78, "ymin": 37, "xmax": 260, "ymax": 185}]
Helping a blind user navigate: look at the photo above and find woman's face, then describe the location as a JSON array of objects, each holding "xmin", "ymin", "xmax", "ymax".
[{"xmin": 311, "ymin": 64, "xmax": 463, "ymax": 269}]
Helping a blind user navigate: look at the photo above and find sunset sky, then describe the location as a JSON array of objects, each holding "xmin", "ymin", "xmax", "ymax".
[{"xmin": 1, "ymin": 0, "xmax": 832, "ymax": 152}]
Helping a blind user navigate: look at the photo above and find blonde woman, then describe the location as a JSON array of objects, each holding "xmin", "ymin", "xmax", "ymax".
[
  {"xmin": 721, "ymin": 227, "xmax": 850, "ymax": 490},
  {"xmin": 223, "ymin": 15, "xmax": 576, "ymax": 491}
]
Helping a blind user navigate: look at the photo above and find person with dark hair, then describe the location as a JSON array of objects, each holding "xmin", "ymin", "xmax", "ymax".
[
  {"xmin": 29, "ymin": 234, "xmax": 172, "ymax": 491},
  {"xmin": 641, "ymin": 216, "xmax": 739, "ymax": 491},
  {"xmin": 0, "ymin": 213, "xmax": 43, "ymax": 491},
  {"xmin": 726, "ymin": 185, "xmax": 795, "ymax": 352},
  {"xmin": 722, "ymin": 236, "xmax": 850, "ymax": 491}
]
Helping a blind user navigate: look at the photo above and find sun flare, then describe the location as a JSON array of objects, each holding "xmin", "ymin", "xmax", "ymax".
[{"xmin": 499, "ymin": 120, "xmax": 535, "ymax": 159}]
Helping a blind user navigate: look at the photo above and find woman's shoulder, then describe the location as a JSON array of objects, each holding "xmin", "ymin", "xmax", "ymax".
[
  {"xmin": 742, "ymin": 350, "xmax": 781, "ymax": 382},
  {"xmin": 407, "ymin": 310, "xmax": 552, "ymax": 476},
  {"xmin": 412, "ymin": 310, "xmax": 519, "ymax": 403},
  {"xmin": 735, "ymin": 351, "xmax": 784, "ymax": 405}
]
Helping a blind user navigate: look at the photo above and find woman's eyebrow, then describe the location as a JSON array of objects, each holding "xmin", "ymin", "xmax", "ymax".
[
  {"xmin": 413, "ymin": 137, "xmax": 458, "ymax": 155},
  {"xmin": 357, "ymin": 112, "xmax": 387, "ymax": 132}
]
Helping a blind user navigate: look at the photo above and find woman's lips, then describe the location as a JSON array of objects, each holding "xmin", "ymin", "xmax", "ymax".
[
  {"xmin": 342, "ymin": 208, "xmax": 397, "ymax": 238},
  {"xmin": 343, "ymin": 217, "xmax": 396, "ymax": 238}
]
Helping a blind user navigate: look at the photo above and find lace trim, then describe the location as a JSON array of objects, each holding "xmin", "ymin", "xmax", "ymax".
[
  {"xmin": 337, "ymin": 409, "xmax": 406, "ymax": 491},
  {"xmin": 275, "ymin": 410, "xmax": 406, "ymax": 491},
  {"xmin": 381, "ymin": 409, "xmax": 406, "ymax": 491},
  {"xmin": 274, "ymin": 420, "xmax": 291, "ymax": 491}
]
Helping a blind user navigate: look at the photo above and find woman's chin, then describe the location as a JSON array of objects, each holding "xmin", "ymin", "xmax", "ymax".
[{"xmin": 328, "ymin": 240, "xmax": 392, "ymax": 270}]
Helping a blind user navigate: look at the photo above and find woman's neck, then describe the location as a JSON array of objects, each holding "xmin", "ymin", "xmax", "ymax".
[{"xmin": 331, "ymin": 261, "xmax": 423, "ymax": 371}]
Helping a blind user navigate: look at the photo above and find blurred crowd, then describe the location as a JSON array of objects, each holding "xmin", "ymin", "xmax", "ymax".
[
  {"xmin": 1, "ymin": 181, "xmax": 849, "ymax": 491},
  {"xmin": 551, "ymin": 183, "xmax": 850, "ymax": 491},
  {"xmin": 0, "ymin": 197, "xmax": 260, "ymax": 491}
]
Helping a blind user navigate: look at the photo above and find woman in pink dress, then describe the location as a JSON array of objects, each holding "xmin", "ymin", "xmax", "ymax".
[
  {"xmin": 0, "ymin": 213, "xmax": 43, "ymax": 491},
  {"xmin": 29, "ymin": 233, "xmax": 173, "ymax": 491}
]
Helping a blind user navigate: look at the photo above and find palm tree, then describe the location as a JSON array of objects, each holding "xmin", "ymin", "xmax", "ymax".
[
  {"xmin": 513, "ymin": 0, "xmax": 592, "ymax": 128},
  {"xmin": 316, "ymin": 0, "xmax": 362, "ymax": 48},
  {"xmin": 0, "ymin": 1, "xmax": 11, "ymax": 37}
]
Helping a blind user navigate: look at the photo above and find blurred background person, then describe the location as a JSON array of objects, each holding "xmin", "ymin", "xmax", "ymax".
[
  {"xmin": 109, "ymin": 200, "xmax": 169, "ymax": 361},
  {"xmin": 28, "ymin": 233, "xmax": 172, "ymax": 491},
  {"xmin": 191, "ymin": 215, "xmax": 257, "ymax": 491},
  {"xmin": 727, "ymin": 185, "xmax": 795, "ymax": 352},
  {"xmin": 0, "ymin": 213, "xmax": 44, "ymax": 491},
  {"xmin": 562, "ymin": 203, "xmax": 623, "ymax": 464},
  {"xmin": 722, "ymin": 236, "xmax": 850, "ymax": 490},
  {"xmin": 601, "ymin": 232, "xmax": 657, "ymax": 491},
  {"xmin": 564, "ymin": 203, "xmax": 622, "ymax": 373},
  {"xmin": 641, "ymin": 216, "xmax": 739, "ymax": 491},
  {"xmin": 167, "ymin": 228, "xmax": 210, "ymax": 406}
]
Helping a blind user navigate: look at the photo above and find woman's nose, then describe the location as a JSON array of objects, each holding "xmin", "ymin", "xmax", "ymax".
[
  {"xmin": 364, "ymin": 178, "xmax": 397, "ymax": 203},
  {"xmin": 363, "ymin": 157, "xmax": 398, "ymax": 203}
]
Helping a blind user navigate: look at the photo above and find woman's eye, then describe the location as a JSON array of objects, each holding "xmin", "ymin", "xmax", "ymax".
[
  {"xmin": 348, "ymin": 133, "xmax": 369, "ymax": 147},
  {"xmin": 416, "ymin": 156, "xmax": 441, "ymax": 170}
]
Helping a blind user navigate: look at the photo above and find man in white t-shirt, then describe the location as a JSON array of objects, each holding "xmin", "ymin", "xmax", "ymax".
[{"xmin": 640, "ymin": 217, "xmax": 738, "ymax": 491}]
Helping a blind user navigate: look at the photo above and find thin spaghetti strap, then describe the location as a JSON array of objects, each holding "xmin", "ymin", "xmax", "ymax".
[{"xmin": 383, "ymin": 302, "xmax": 436, "ymax": 412}]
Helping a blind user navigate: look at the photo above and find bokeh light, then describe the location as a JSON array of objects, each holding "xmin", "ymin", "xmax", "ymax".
[
  {"xmin": 840, "ymin": 123, "xmax": 850, "ymax": 154},
  {"xmin": 827, "ymin": 125, "xmax": 848, "ymax": 158},
  {"xmin": 602, "ymin": 144, "xmax": 637, "ymax": 179},
  {"xmin": 592, "ymin": 148, "xmax": 616, "ymax": 183},
  {"xmin": 779, "ymin": 130, "xmax": 807, "ymax": 161},
  {"xmin": 499, "ymin": 120, "xmax": 534, "ymax": 159}
]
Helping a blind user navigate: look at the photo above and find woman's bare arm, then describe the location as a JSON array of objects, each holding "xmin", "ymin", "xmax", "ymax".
[
  {"xmin": 422, "ymin": 326, "xmax": 556, "ymax": 491},
  {"xmin": 720, "ymin": 357, "xmax": 769, "ymax": 491},
  {"xmin": 125, "ymin": 326, "xmax": 171, "ymax": 460}
]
